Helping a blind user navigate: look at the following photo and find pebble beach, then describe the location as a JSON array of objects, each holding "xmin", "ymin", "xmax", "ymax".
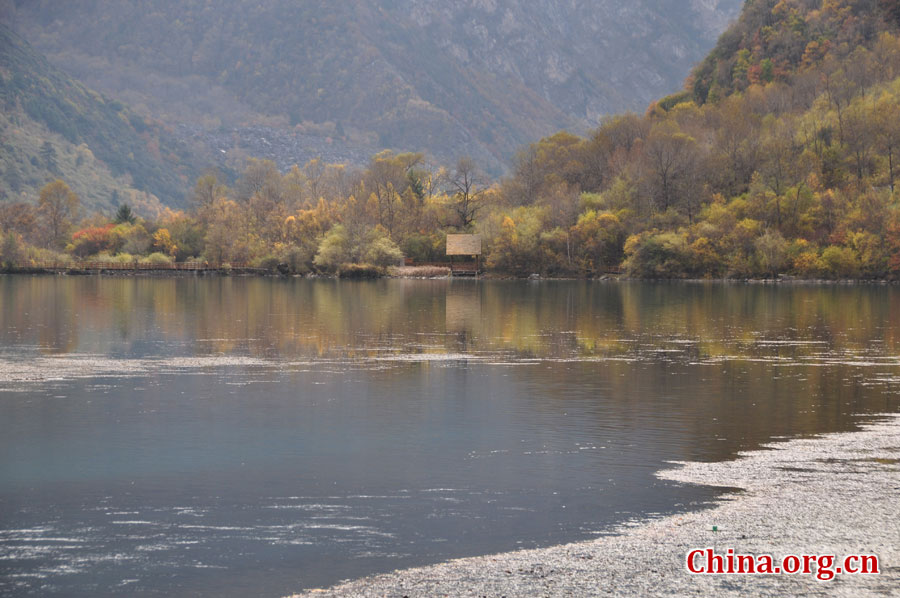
[{"xmin": 288, "ymin": 414, "xmax": 900, "ymax": 598}]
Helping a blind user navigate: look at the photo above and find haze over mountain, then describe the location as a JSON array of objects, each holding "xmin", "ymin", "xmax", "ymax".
[
  {"xmin": 3, "ymin": 0, "xmax": 742, "ymax": 178},
  {"xmin": 0, "ymin": 25, "xmax": 205, "ymax": 213}
]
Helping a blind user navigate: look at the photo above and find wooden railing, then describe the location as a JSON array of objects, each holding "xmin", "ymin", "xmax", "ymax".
[{"xmin": 19, "ymin": 261, "xmax": 263, "ymax": 272}]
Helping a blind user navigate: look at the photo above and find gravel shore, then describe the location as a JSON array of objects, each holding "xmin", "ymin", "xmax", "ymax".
[{"xmin": 287, "ymin": 414, "xmax": 900, "ymax": 597}]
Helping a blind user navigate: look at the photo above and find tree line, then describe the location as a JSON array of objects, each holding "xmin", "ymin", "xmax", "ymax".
[{"xmin": 0, "ymin": 152, "xmax": 489, "ymax": 274}]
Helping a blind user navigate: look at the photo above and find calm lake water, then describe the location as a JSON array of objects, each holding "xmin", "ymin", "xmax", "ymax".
[{"xmin": 1, "ymin": 276, "xmax": 899, "ymax": 597}]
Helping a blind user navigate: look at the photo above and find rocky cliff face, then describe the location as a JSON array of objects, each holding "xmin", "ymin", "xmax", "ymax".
[
  {"xmin": 399, "ymin": 0, "xmax": 742, "ymax": 122},
  {"xmin": 4, "ymin": 0, "xmax": 742, "ymax": 174}
]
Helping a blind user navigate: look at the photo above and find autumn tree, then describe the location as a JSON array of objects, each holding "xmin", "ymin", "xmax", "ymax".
[
  {"xmin": 152, "ymin": 228, "xmax": 178, "ymax": 257},
  {"xmin": 572, "ymin": 210, "xmax": 625, "ymax": 272},
  {"xmin": 873, "ymin": 90, "xmax": 900, "ymax": 191},
  {"xmin": 757, "ymin": 117, "xmax": 801, "ymax": 226},
  {"xmin": 754, "ymin": 229, "xmax": 789, "ymax": 277},
  {"xmin": 820, "ymin": 60, "xmax": 857, "ymax": 144},
  {"xmin": 642, "ymin": 120, "xmax": 702, "ymax": 216},
  {"xmin": 842, "ymin": 97, "xmax": 877, "ymax": 187},
  {"xmin": 192, "ymin": 172, "xmax": 227, "ymax": 210},
  {"xmin": 203, "ymin": 197, "xmax": 251, "ymax": 265},
  {"xmin": 366, "ymin": 150, "xmax": 422, "ymax": 238},
  {"xmin": 709, "ymin": 96, "xmax": 761, "ymax": 195},
  {"xmin": 589, "ymin": 113, "xmax": 649, "ymax": 182},
  {"xmin": 236, "ymin": 159, "xmax": 282, "ymax": 204},
  {"xmin": 0, "ymin": 202, "xmax": 37, "ymax": 240},
  {"xmin": 449, "ymin": 156, "xmax": 486, "ymax": 229},
  {"xmin": 37, "ymin": 180, "xmax": 80, "ymax": 249},
  {"xmin": 303, "ymin": 158, "xmax": 326, "ymax": 202},
  {"xmin": 0, "ymin": 232, "xmax": 24, "ymax": 269},
  {"xmin": 505, "ymin": 145, "xmax": 542, "ymax": 206}
]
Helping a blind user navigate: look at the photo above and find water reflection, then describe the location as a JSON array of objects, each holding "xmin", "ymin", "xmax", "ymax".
[
  {"xmin": 1, "ymin": 276, "xmax": 899, "ymax": 597},
  {"xmin": 3, "ymin": 276, "xmax": 900, "ymax": 457},
  {"xmin": 3, "ymin": 277, "xmax": 900, "ymax": 360}
]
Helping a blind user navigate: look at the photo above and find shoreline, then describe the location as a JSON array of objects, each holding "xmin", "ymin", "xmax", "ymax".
[
  {"xmin": 286, "ymin": 414, "xmax": 900, "ymax": 597},
  {"xmin": 2, "ymin": 270, "xmax": 900, "ymax": 284}
]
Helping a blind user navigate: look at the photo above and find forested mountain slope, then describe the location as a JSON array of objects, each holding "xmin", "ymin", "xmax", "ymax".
[
  {"xmin": 686, "ymin": 0, "xmax": 899, "ymax": 102},
  {"xmin": 0, "ymin": 26, "xmax": 206, "ymax": 212},
  {"xmin": 487, "ymin": 0, "xmax": 900, "ymax": 277}
]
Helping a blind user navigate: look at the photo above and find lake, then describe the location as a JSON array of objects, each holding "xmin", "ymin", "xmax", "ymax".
[{"xmin": 1, "ymin": 276, "xmax": 899, "ymax": 597}]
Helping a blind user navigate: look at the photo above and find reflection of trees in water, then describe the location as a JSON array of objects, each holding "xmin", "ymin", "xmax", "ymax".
[
  {"xmin": 445, "ymin": 282, "xmax": 481, "ymax": 353},
  {"xmin": 2, "ymin": 277, "xmax": 897, "ymax": 472},
  {"xmin": 3, "ymin": 278, "xmax": 900, "ymax": 363},
  {"xmin": 38, "ymin": 280, "xmax": 79, "ymax": 354},
  {"xmin": 0, "ymin": 276, "xmax": 79, "ymax": 354}
]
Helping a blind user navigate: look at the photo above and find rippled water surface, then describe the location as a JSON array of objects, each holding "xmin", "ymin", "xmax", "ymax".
[{"xmin": 1, "ymin": 277, "xmax": 899, "ymax": 597}]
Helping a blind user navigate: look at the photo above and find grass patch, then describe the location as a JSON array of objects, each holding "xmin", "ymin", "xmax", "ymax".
[{"xmin": 389, "ymin": 265, "xmax": 451, "ymax": 278}]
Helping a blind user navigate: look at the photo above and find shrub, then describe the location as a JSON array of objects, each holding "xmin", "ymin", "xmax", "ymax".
[
  {"xmin": 688, "ymin": 237, "xmax": 726, "ymax": 277},
  {"xmin": 89, "ymin": 252, "xmax": 135, "ymax": 264},
  {"xmin": 364, "ymin": 235, "xmax": 403, "ymax": 267},
  {"xmin": 820, "ymin": 246, "xmax": 859, "ymax": 278},
  {"xmin": 141, "ymin": 252, "xmax": 173, "ymax": 266},
  {"xmin": 792, "ymin": 250, "xmax": 824, "ymax": 277},
  {"xmin": 753, "ymin": 230, "xmax": 788, "ymax": 277},
  {"xmin": 92, "ymin": 252, "xmax": 115, "ymax": 262},
  {"xmin": 114, "ymin": 223, "xmax": 153, "ymax": 255},
  {"xmin": 401, "ymin": 233, "xmax": 443, "ymax": 263},
  {"xmin": 572, "ymin": 210, "xmax": 625, "ymax": 273},
  {"xmin": 313, "ymin": 225, "xmax": 351, "ymax": 272},
  {"xmin": 848, "ymin": 231, "xmax": 887, "ymax": 277},
  {"xmin": 27, "ymin": 246, "xmax": 72, "ymax": 267},
  {"xmin": 485, "ymin": 207, "xmax": 548, "ymax": 275},
  {"xmin": 112, "ymin": 253, "xmax": 136, "ymax": 264},
  {"xmin": 276, "ymin": 244, "xmax": 314, "ymax": 274},
  {"xmin": 314, "ymin": 225, "xmax": 404, "ymax": 272},
  {"xmin": 623, "ymin": 232, "xmax": 692, "ymax": 278},
  {"xmin": 253, "ymin": 254, "xmax": 280, "ymax": 271},
  {"xmin": 69, "ymin": 224, "xmax": 115, "ymax": 257},
  {"xmin": 1, "ymin": 232, "xmax": 24, "ymax": 269}
]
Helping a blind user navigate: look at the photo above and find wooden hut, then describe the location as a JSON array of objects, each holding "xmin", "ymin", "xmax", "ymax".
[{"xmin": 445, "ymin": 234, "xmax": 482, "ymax": 275}]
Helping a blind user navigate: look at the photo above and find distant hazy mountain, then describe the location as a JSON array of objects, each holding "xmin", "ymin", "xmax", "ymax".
[
  {"xmin": 4, "ymin": 0, "xmax": 742, "ymax": 173},
  {"xmin": 0, "ymin": 25, "xmax": 206, "ymax": 212}
]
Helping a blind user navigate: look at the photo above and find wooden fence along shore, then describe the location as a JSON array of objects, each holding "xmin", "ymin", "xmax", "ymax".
[{"xmin": 12, "ymin": 261, "xmax": 267, "ymax": 274}]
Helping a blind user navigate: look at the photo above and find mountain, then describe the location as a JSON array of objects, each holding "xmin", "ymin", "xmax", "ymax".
[
  {"xmin": 0, "ymin": 25, "xmax": 207, "ymax": 212},
  {"xmin": 487, "ymin": 0, "xmax": 900, "ymax": 278},
  {"xmin": 3, "ymin": 0, "xmax": 742, "ymax": 174},
  {"xmin": 688, "ymin": 0, "xmax": 898, "ymax": 104}
]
